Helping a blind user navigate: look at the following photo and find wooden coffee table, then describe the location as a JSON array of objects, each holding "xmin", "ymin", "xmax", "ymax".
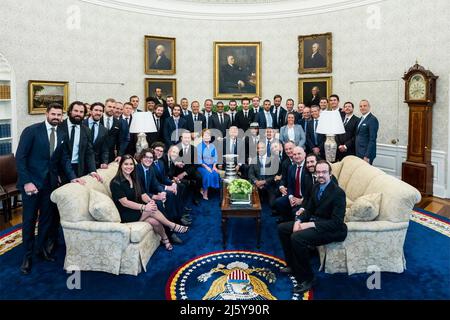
[{"xmin": 221, "ymin": 186, "xmax": 262, "ymax": 248}]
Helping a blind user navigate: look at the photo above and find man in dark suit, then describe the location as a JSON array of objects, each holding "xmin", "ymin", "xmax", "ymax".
[
  {"xmin": 83, "ymin": 102, "xmax": 109, "ymax": 168},
  {"xmin": 235, "ymin": 97, "xmax": 254, "ymax": 132},
  {"xmin": 248, "ymin": 142, "xmax": 280, "ymax": 208},
  {"xmin": 336, "ymin": 102, "xmax": 359, "ymax": 161},
  {"xmin": 220, "ymin": 55, "xmax": 252, "ymax": 93},
  {"xmin": 185, "ymin": 100, "xmax": 205, "ymax": 133},
  {"xmin": 355, "ymin": 100, "xmax": 379, "ymax": 164},
  {"xmin": 219, "ymin": 126, "xmax": 247, "ymax": 178},
  {"xmin": 255, "ymin": 99, "xmax": 276, "ymax": 129},
  {"xmin": 60, "ymin": 101, "xmax": 101, "ymax": 182},
  {"xmin": 277, "ymin": 140, "xmax": 295, "ymax": 199},
  {"xmin": 15, "ymin": 103, "xmax": 84, "ymax": 274},
  {"xmin": 177, "ymin": 132, "xmax": 202, "ymax": 205},
  {"xmin": 271, "ymin": 94, "xmax": 287, "ymax": 130},
  {"xmin": 150, "ymin": 44, "xmax": 172, "ymax": 70},
  {"xmin": 211, "ymin": 101, "xmax": 231, "ymax": 139},
  {"xmin": 148, "ymin": 104, "xmax": 165, "ymax": 146},
  {"xmin": 180, "ymin": 98, "xmax": 192, "ymax": 118},
  {"xmin": 306, "ymin": 105, "xmax": 325, "ymax": 159},
  {"xmin": 278, "ymin": 160, "xmax": 347, "ymax": 294},
  {"xmin": 304, "ymin": 42, "xmax": 326, "ymax": 69},
  {"xmin": 100, "ymin": 98, "xmax": 121, "ymax": 163},
  {"xmin": 202, "ymin": 99, "xmax": 215, "ymax": 130},
  {"xmin": 118, "ymin": 102, "xmax": 134, "ymax": 156},
  {"xmin": 136, "ymin": 148, "xmax": 184, "ymax": 244},
  {"xmin": 274, "ymin": 146, "xmax": 313, "ymax": 222},
  {"xmin": 227, "ymin": 100, "xmax": 238, "ymax": 127},
  {"xmin": 163, "ymin": 104, "xmax": 187, "ymax": 149},
  {"xmin": 297, "ymin": 106, "xmax": 312, "ymax": 141}
]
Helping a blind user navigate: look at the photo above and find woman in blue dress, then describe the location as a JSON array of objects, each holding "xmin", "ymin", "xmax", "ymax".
[{"xmin": 197, "ymin": 129, "xmax": 220, "ymax": 200}]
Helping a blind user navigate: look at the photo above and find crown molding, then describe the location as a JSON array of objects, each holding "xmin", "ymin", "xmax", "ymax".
[{"xmin": 79, "ymin": 0, "xmax": 386, "ymax": 20}]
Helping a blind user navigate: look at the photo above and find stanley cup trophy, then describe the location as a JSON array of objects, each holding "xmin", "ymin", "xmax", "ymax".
[{"xmin": 223, "ymin": 154, "xmax": 238, "ymax": 183}]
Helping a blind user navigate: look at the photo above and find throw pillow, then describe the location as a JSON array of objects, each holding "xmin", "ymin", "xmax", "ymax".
[
  {"xmin": 88, "ymin": 189, "xmax": 121, "ymax": 222},
  {"xmin": 345, "ymin": 193, "xmax": 382, "ymax": 222}
]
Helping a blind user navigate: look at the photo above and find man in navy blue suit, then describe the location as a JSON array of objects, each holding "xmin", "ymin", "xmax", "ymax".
[
  {"xmin": 15, "ymin": 103, "xmax": 84, "ymax": 274},
  {"xmin": 163, "ymin": 104, "xmax": 186, "ymax": 149},
  {"xmin": 355, "ymin": 100, "xmax": 379, "ymax": 165}
]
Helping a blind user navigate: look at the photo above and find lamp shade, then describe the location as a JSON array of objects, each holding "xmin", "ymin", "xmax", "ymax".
[
  {"xmin": 129, "ymin": 111, "xmax": 157, "ymax": 133},
  {"xmin": 316, "ymin": 110, "xmax": 345, "ymax": 135}
]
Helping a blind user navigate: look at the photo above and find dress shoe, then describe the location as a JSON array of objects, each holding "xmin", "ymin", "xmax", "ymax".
[
  {"xmin": 181, "ymin": 217, "xmax": 192, "ymax": 226},
  {"xmin": 170, "ymin": 233, "xmax": 183, "ymax": 245},
  {"xmin": 293, "ymin": 277, "xmax": 317, "ymax": 294},
  {"xmin": 280, "ymin": 267, "xmax": 293, "ymax": 274},
  {"xmin": 38, "ymin": 248, "xmax": 56, "ymax": 262},
  {"xmin": 20, "ymin": 257, "xmax": 32, "ymax": 275}
]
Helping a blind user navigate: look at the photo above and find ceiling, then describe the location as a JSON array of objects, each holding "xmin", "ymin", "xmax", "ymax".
[{"xmin": 80, "ymin": 0, "xmax": 385, "ymax": 20}]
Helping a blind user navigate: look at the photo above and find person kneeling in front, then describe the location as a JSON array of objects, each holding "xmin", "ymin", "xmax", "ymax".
[
  {"xmin": 277, "ymin": 160, "xmax": 347, "ymax": 294},
  {"xmin": 110, "ymin": 155, "xmax": 188, "ymax": 251}
]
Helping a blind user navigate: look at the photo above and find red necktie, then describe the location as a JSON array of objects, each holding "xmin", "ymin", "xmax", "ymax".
[{"xmin": 295, "ymin": 166, "xmax": 301, "ymax": 198}]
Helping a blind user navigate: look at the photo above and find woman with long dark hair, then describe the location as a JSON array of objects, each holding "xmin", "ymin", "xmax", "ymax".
[{"xmin": 110, "ymin": 155, "xmax": 188, "ymax": 251}]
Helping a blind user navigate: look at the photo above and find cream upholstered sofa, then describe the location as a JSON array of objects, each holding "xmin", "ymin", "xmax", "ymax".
[
  {"xmin": 317, "ymin": 156, "xmax": 421, "ymax": 275},
  {"xmin": 50, "ymin": 163, "xmax": 161, "ymax": 275}
]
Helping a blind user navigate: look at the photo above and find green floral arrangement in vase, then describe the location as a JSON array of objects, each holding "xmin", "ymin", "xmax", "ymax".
[{"xmin": 228, "ymin": 179, "xmax": 253, "ymax": 203}]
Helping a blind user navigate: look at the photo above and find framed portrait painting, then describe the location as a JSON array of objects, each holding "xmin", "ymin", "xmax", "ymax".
[
  {"xmin": 298, "ymin": 32, "xmax": 332, "ymax": 74},
  {"xmin": 28, "ymin": 80, "xmax": 69, "ymax": 115},
  {"xmin": 145, "ymin": 78, "xmax": 177, "ymax": 103},
  {"xmin": 214, "ymin": 42, "xmax": 261, "ymax": 99},
  {"xmin": 298, "ymin": 77, "xmax": 332, "ymax": 107},
  {"xmin": 145, "ymin": 35, "xmax": 176, "ymax": 75}
]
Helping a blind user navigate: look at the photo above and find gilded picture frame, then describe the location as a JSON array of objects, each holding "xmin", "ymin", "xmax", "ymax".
[
  {"xmin": 145, "ymin": 78, "xmax": 177, "ymax": 103},
  {"xmin": 298, "ymin": 77, "xmax": 332, "ymax": 106},
  {"xmin": 145, "ymin": 35, "xmax": 176, "ymax": 75},
  {"xmin": 298, "ymin": 32, "xmax": 332, "ymax": 74},
  {"xmin": 28, "ymin": 80, "xmax": 69, "ymax": 115},
  {"xmin": 214, "ymin": 42, "xmax": 261, "ymax": 99}
]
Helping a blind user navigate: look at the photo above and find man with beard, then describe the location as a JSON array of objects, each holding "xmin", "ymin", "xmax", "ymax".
[
  {"xmin": 163, "ymin": 104, "xmax": 187, "ymax": 148},
  {"xmin": 60, "ymin": 101, "xmax": 102, "ymax": 182},
  {"xmin": 100, "ymin": 98, "xmax": 122, "ymax": 163},
  {"xmin": 83, "ymin": 102, "xmax": 109, "ymax": 169},
  {"xmin": 16, "ymin": 103, "xmax": 85, "ymax": 274}
]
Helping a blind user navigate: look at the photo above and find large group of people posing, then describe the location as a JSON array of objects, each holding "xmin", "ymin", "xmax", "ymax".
[{"xmin": 16, "ymin": 90, "xmax": 379, "ymax": 294}]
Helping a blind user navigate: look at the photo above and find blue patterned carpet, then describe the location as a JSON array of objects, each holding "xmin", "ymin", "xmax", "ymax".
[{"xmin": 0, "ymin": 193, "xmax": 449, "ymax": 300}]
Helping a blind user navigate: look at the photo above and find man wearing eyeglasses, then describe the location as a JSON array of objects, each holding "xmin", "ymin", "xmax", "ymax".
[{"xmin": 277, "ymin": 160, "xmax": 347, "ymax": 294}]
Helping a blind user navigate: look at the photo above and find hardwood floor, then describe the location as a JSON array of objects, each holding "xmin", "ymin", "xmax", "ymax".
[{"xmin": 1, "ymin": 196, "xmax": 449, "ymax": 232}]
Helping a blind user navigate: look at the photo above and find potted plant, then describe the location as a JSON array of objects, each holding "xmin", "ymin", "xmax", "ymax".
[{"xmin": 227, "ymin": 179, "xmax": 253, "ymax": 204}]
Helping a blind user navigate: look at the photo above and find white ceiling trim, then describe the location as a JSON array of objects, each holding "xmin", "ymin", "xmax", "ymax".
[{"xmin": 79, "ymin": 0, "xmax": 386, "ymax": 20}]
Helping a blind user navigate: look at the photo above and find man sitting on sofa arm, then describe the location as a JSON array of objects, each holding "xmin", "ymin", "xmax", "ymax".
[{"xmin": 277, "ymin": 160, "xmax": 347, "ymax": 294}]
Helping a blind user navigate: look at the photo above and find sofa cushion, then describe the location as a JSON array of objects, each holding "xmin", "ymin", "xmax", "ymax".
[
  {"xmin": 51, "ymin": 183, "xmax": 93, "ymax": 222},
  {"xmin": 127, "ymin": 222, "xmax": 153, "ymax": 243},
  {"xmin": 345, "ymin": 193, "xmax": 381, "ymax": 222},
  {"xmin": 88, "ymin": 189, "xmax": 121, "ymax": 222},
  {"xmin": 344, "ymin": 164, "xmax": 384, "ymax": 201}
]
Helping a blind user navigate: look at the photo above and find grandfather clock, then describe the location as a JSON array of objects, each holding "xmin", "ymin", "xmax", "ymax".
[{"xmin": 401, "ymin": 63, "xmax": 438, "ymax": 195}]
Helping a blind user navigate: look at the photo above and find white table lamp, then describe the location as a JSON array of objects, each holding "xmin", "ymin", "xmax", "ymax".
[
  {"xmin": 129, "ymin": 112, "xmax": 157, "ymax": 155},
  {"xmin": 316, "ymin": 110, "xmax": 345, "ymax": 163}
]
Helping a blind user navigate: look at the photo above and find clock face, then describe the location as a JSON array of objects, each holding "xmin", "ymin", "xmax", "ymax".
[{"xmin": 408, "ymin": 73, "xmax": 427, "ymax": 100}]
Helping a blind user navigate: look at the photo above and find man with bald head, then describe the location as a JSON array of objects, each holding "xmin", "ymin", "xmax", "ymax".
[{"xmin": 274, "ymin": 146, "xmax": 314, "ymax": 223}]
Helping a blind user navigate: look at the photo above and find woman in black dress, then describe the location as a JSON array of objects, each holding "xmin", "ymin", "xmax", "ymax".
[{"xmin": 110, "ymin": 155, "xmax": 188, "ymax": 250}]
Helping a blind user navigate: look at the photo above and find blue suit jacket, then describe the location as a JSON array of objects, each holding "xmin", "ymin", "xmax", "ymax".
[
  {"xmin": 135, "ymin": 163, "xmax": 164, "ymax": 197},
  {"xmin": 255, "ymin": 111, "xmax": 276, "ymax": 129},
  {"xmin": 355, "ymin": 113, "xmax": 379, "ymax": 161},
  {"xmin": 163, "ymin": 117, "xmax": 187, "ymax": 148},
  {"xmin": 16, "ymin": 122, "xmax": 74, "ymax": 191}
]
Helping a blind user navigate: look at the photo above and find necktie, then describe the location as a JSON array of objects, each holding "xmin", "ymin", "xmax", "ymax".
[
  {"xmin": 274, "ymin": 107, "xmax": 278, "ymax": 127},
  {"xmin": 49, "ymin": 127, "xmax": 56, "ymax": 157},
  {"xmin": 314, "ymin": 119, "xmax": 318, "ymax": 145},
  {"xmin": 318, "ymin": 187, "xmax": 324, "ymax": 201},
  {"xmin": 266, "ymin": 112, "xmax": 272, "ymax": 127},
  {"xmin": 267, "ymin": 140, "xmax": 271, "ymax": 157},
  {"xmin": 91, "ymin": 122, "xmax": 98, "ymax": 143},
  {"xmin": 184, "ymin": 147, "xmax": 189, "ymax": 156},
  {"xmin": 230, "ymin": 140, "xmax": 235, "ymax": 154},
  {"xmin": 155, "ymin": 160, "xmax": 161, "ymax": 173},
  {"xmin": 231, "ymin": 113, "xmax": 235, "ymax": 123},
  {"xmin": 174, "ymin": 119, "xmax": 179, "ymax": 142},
  {"xmin": 295, "ymin": 165, "xmax": 301, "ymax": 198},
  {"xmin": 206, "ymin": 114, "xmax": 210, "ymax": 128},
  {"xmin": 69, "ymin": 125, "xmax": 76, "ymax": 152},
  {"xmin": 260, "ymin": 157, "xmax": 265, "ymax": 176},
  {"xmin": 194, "ymin": 115, "xmax": 198, "ymax": 122},
  {"xmin": 125, "ymin": 118, "xmax": 129, "ymax": 126},
  {"xmin": 106, "ymin": 117, "xmax": 111, "ymax": 130},
  {"xmin": 219, "ymin": 114, "xmax": 223, "ymax": 125},
  {"xmin": 304, "ymin": 120, "xmax": 308, "ymax": 133},
  {"xmin": 156, "ymin": 118, "xmax": 160, "ymax": 130},
  {"xmin": 358, "ymin": 116, "xmax": 365, "ymax": 129},
  {"xmin": 144, "ymin": 169, "xmax": 149, "ymax": 191},
  {"xmin": 244, "ymin": 111, "xmax": 248, "ymax": 119},
  {"xmin": 343, "ymin": 117, "xmax": 349, "ymax": 126}
]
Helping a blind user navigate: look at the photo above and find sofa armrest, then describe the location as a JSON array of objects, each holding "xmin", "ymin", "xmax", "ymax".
[
  {"xmin": 346, "ymin": 221, "xmax": 409, "ymax": 232},
  {"xmin": 61, "ymin": 221, "xmax": 131, "ymax": 242}
]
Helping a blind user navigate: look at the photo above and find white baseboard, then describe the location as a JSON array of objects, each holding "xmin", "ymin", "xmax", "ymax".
[{"xmin": 373, "ymin": 144, "xmax": 447, "ymax": 198}]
